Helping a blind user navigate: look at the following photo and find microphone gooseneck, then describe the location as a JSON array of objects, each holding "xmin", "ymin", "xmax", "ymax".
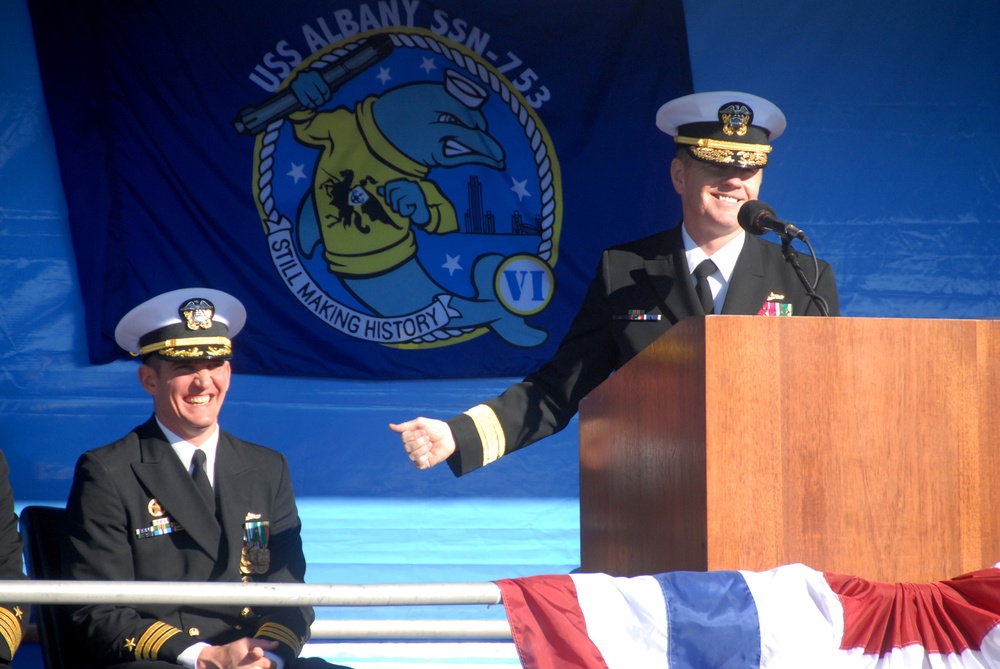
[{"xmin": 737, "ymin": 200, "xmax": 831, "ymax": 317}]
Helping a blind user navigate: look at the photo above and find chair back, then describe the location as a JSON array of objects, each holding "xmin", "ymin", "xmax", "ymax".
[{"xmin": 18, "ymin": 505, "xmax": 82, "ymax": 669}]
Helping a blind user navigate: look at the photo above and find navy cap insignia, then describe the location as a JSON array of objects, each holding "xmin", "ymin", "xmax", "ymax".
[
  {"xmin": 719, "ymin": 102, "xmax": 753, "ymax": 137},
  {"xmin": 179, "ymin": 298, "xmax": 216, "ymax": 331}
]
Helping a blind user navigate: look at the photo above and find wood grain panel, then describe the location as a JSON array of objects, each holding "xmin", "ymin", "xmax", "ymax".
[{"xmin": 580, "ymin": 316, "xmax": 1000, "ymax": 581}]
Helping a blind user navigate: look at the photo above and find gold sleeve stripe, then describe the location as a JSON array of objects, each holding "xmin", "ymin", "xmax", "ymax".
[
  {"xmin": 463, "ymin": 404, "xmax": 505, "ymax": 466},
  {"xmin": 135, "ymin": 621, "xmax": 182, "ymax": 660},
  {"xmin": 0, "ymin": 608, "xmax": 22, "ymax": 653},
  {"xmin": 256, "ymin": 622, "xmax": 302, "ymax": 654}
]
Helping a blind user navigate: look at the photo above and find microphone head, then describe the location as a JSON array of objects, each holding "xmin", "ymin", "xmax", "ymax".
[{"xmin": 738, "ymin": 200, "xmax": 776, "ymax": 235}]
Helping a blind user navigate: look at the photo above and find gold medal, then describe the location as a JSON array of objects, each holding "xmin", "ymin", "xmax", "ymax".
[
  {"xmin": 147, "ymin": 499, "xmax": 164, "ymax": 517},
  {"xmin": 253, "ymin": 548, "xmax": 270, "ymax": 574},
  {"xmin": 242, "ymin": 519, "xmax": 270, "ymax": 574}
]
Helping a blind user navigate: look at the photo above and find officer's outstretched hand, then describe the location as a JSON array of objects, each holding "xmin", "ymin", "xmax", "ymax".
[{"xmin": 390, "ymin": 418, "xmax": 456, "ymax": 470}]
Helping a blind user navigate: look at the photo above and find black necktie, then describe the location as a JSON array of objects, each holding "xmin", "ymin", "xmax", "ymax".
[
  {"xmin": 693, "ymin": 259, "xmax": 718, "ymax": 315},
  {"xmin": 191, "ymin": 449, "xmax": 216, "ymax": 515}
]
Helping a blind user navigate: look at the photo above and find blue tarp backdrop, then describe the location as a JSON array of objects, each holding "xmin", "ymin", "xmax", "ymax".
[{"xmin": 2, "ymin": 0, "xmax": 998, "ymax": 521}]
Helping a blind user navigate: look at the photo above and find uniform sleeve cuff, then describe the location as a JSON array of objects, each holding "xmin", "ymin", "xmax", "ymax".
[
  {"xmin": 176, "ymin": 641, "xmax": 208, "ymax": 669},
  {"xmin": 446, "ymin": 411, "xmax": 496, "ymax": 477}
]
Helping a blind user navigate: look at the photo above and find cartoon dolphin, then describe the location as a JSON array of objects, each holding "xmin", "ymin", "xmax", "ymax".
[{"xmin": 287, "ymin": 67, "xmax": 546, "ymax": 347}]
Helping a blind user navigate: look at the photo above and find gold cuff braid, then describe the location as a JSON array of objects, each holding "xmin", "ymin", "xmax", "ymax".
[
  {"xmin": 256, "ymin": 622, "xmax": 303, "ymax": 655},
  {"xmin": 464, "ymin": 404, "xmax": 506, "ymax": 466},
  {"xmin": 0, "ymin": 607, "xmax": 22, "ymax": 654},
  {"xmin": 134, "ymin": 621, "xmax": 182, "ymax": 660}
]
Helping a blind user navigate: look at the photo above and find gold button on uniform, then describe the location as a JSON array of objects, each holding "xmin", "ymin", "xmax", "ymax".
[{"xmin": 188, "ymin": 627, "xmax": 200, "ymax": 636}]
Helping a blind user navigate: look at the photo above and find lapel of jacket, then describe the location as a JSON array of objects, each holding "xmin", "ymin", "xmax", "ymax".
[
  {"xmin": 722, "ymin": 234, "xmax": 768, "ymax": 314},
  {"xmin": 641, "ymin": 227, "xmax": 699, "ymax": 321},
  {"xmin": 131, "ymin": 418, "xmax": 223, "ymax": 560},
  {"xmin": 215, "ymin": 432, "xmax": 256, "ymax": 564}
]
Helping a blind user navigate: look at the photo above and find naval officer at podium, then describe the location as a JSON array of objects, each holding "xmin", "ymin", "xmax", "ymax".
[{"xmin": 392, "ymin": 90, "xmax": 840, "ymax": 477}]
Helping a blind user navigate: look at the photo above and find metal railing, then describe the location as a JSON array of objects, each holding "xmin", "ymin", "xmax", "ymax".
[{"xmin": 0, "ymin": 580, "xmax": 512, "ymax": 640}]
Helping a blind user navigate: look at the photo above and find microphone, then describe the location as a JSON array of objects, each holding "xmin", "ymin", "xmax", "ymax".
[{"xmin": 738, "ymin": 200, "xmax": 807, "ymax": 241}]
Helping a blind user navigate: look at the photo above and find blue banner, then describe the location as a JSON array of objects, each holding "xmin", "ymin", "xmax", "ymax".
[{"xmin": 30, "ymin": 0, "xmax": 692, "ymax": 379}]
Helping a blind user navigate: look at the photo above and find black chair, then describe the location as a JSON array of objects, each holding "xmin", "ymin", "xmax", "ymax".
[{"xmin": 18, "ymin": 505, "xmax": 81, "ymax": 669}]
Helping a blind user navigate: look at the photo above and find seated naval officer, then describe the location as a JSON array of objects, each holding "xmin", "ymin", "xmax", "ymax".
[
  {"xmin": 0, "ymin": 448, "xmax": 28, "ymax": 665},
  {"xmin": 63, "ymin": 288, "xmax": 350, "ymax": 669},
  {"xmin": 391, "ymin": 90, "xmax": 840, "ymax": 476}
]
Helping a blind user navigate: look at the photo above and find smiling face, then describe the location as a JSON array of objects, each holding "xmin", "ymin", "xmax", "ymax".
[
  {"xmin": 670, "ymin": 150, "xmax": 763, "ymax": 245},
  {"xmin": 139, "ymin": 358, "xmax": 231, "ymax": 445}
]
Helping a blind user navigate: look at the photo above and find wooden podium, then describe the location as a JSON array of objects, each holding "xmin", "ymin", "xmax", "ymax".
[{"xmin": 578, "ymin": 316, "xmax": 1000, "ymax": 582}]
